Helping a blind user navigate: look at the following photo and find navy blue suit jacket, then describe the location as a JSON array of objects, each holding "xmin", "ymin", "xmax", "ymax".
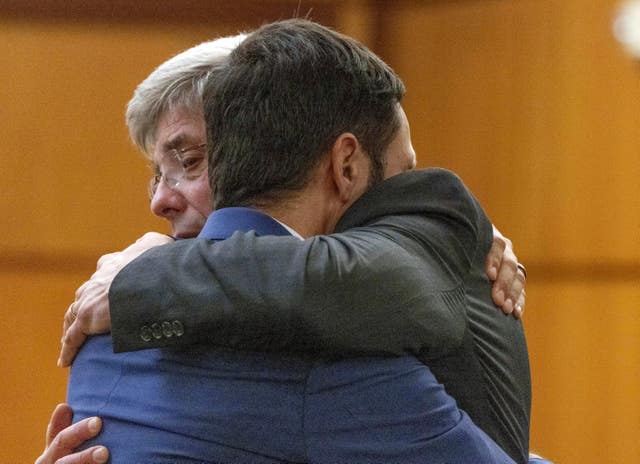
[
  {"xmin": 110, "ymin": 169, "xmax": 534, "ymax": 462},
  {"xmin": 70, "ymin": 206, "xmax": 514, "ymax": 463}
]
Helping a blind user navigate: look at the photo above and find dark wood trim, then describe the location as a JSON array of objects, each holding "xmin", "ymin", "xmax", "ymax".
[
  {"xmin": 366, "ymin": 0, "xmax": 389, "ymax": 60},
  {"xmin": 3, "ymin": 250, "xmax": 101, "ymax": 275},
  {"xmin": 4, "ymin": 250, "xmax": 640, "ymax": 283},
  {"xmin": 0, "ymin": 0, "xmax": 338, "ymax": 27},
  {"xmin": 525, "ymin": 261, "xmax": 640, "ymax": 283}
]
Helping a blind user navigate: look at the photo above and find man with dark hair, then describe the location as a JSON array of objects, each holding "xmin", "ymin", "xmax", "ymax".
[{"xmin": 206, "ymin": 19, "xmax": 404, "ymax": 208}]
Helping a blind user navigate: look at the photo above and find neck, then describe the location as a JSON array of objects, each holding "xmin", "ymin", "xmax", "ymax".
[
  {"xmin": 252, "ymin": 161, "xmax": 349, "ymax": 237},
  {"xmin": 259, "ymin": 179, "xmax": 344, "ymax": 237},
  {"xmin": 260, "ymin": 195, "xmax": 334, "ymax": 238}
]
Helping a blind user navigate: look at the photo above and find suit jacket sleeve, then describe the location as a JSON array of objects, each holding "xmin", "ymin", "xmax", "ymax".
[{"xmin": 109, "ymin": 169, "xmax": 486, "ymax": 355}]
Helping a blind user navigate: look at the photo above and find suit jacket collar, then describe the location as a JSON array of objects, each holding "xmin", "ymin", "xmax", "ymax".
[
  {"xmin": 335, "ymin": 168, "xmax": 475, "ymax": 232},
  {"xmin": 198, "ymin": 207, "xmax": 292, "ymax": 240}
]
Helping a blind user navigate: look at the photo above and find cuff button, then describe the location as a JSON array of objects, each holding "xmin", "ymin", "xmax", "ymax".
[
  {"xmin": 151, "ymin": 323, "xmax": 162, "ymax": 339},
  {"xmin": 140, "ymin": 325, "xmax": 152, "ymax": 342},
  {"xmin": 172, "ymin": 320, "xmax": 184, "ymax": 337}
]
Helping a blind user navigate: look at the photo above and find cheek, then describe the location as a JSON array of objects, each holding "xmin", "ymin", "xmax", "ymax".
[
  {"xmin": 383, "ymin": 153, "xmax": 403, "ymax": 179},
  {"xmin": 186, "ymin": 181, "xmax": 213, "ymax": 216}
]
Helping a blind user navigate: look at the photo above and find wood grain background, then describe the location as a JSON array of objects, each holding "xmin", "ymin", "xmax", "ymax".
[{"xmin": 2, "ymin": 1, "xmax": 638, "ymax": 461}]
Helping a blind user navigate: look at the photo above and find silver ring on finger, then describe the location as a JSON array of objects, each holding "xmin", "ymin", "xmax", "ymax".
[{"xmin": 516, "ymin": 263, "xmax": 527, "ymax": 279}]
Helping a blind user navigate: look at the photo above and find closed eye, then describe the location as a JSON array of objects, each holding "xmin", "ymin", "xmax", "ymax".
[
  {"xmin": 181, "ymin": 153, "xmax": 203, "ymax": 168},
  {"xmin": 177, "ymin": 151, "xmax": 207, "ymax": 179}
]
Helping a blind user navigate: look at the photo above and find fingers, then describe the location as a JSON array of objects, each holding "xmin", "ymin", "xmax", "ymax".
[
  {"xmin": 494, "ymin": 262, "xmax": 526, "ymax": 319},
  {"xmin": 135, "ymin": 231, "xmax": 174, "ymax": 247},
  {"xmin": 56, "ymin": 417, "xmax": 102, "ymax": 451},
  {"xmin": 62, "ymin": 302, "xmax": 78, "ymax": 339},
  {"xmin": 485, "ymin": 231, "xmax": 507, "ymax": 282},
  {"xmin": 488, "ymin": 226, "xmax": 528, "ymax": 318},
  {"xmin": 60, "ymin": 281, "xmax": 112, "ymax": 367},
  {"xmin": 517, "ymin": 285, "xmax": 526, "ymax": 310},
  {"xmin": 490, "ymin": 258, "xmax": 517, "ymax": 311},
  {"xmin": 96, "ymin": 251, "xmax": 120, "ymax": 268},
  {"xmin": 54, "ymin": 446, "xmax": 109, "ymax": 464},
  {"xmin": 58, "ymin": 235, "xmax": 170, "ymax": 367},
  {"xmin": 45, "ymin": 404, "xmax": 73, "ymax": 447},
  {"xmin": 61, "ymin": 301, "xmax": 81, "ymax": 366},
  {"xmin": 75, "ymin": 279, "xmax": 92, "ymax": 300},
  {"xmin": 508, "ymin": 272, "xmax": 526, "ymax": 319},
  {"xmin": 35, "ymin": 416, "xmax": 106, "ymax": 464},
  {"xmin": 58, "ymin": 320, "xmax": 88, "ymax": 367},
  {"xmin": 508, "ymin": 262, "xmax": 526, "ymax": 315}
]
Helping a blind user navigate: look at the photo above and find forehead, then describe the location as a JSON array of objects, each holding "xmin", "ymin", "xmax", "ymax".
[{"xmin": 152, "ymin": 107, "xmax": 205, "ymax": 159}]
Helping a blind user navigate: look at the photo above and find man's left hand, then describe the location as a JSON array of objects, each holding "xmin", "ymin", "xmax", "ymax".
[{"xmin": 58, "ymin": 232, "xmax": 173, "ymax": 367}]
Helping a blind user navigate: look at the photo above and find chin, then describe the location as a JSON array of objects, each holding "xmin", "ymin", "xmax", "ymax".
[{"xmin": 172, "ymin": 229, "xmax": 200, "ymax": 239}]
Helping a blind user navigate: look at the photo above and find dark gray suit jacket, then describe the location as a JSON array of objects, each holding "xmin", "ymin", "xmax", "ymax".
[{"xmin": 109, "ymin": 168, "xmax": 531, "ymax": 463}]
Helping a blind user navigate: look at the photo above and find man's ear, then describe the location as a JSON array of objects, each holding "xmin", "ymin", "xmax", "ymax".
[{"xmin": 329, "ymin": 132, "xmax": 369, "ymax": 203}]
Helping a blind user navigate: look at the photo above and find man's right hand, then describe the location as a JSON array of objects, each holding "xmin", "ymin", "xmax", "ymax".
[
  {"xmin": 34, "ymin": 404, "xmax": 108, "ymax": 464},
  {"xmin": 486, "ymin": 225, "xmax": 526, "ymax": 318},
  {"xmin": 58, "ymin": 232, "xmax": 174, "ymax": 367}
]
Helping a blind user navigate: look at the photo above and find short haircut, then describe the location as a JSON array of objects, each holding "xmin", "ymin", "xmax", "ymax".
[
  {"xmin": 204, "ymin": 19, "xmax": 406, "ymax": 209},
  {"xmin": 126, "ymin": 34, "xmax": 246, "ymax": 157}
]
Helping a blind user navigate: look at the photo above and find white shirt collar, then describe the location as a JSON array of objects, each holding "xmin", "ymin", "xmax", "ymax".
[{"xmin": 272, "ymin": 217, "xmax": 304, "ymax": 240}]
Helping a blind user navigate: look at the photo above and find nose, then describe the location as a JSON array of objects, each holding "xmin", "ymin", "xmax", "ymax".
[{"xmin": 150, "ymin": 180, "xmax": 186, "ymax": 220}]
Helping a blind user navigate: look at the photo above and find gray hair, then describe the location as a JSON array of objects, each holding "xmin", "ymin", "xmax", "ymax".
[{"xmin": 126, "ymin": 34, "xmax": 246, "ymax": 156}]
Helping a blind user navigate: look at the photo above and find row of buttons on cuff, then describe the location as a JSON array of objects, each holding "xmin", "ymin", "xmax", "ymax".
[{"xmin": 140, "ymin": 320, "xmax": 184, "ymax": 342}]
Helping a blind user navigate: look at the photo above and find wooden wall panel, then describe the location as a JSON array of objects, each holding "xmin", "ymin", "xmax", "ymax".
[
  {"xmin": 0, "ymin": 3, "xmax": 346, "ymax": 461},
  {"xmin": 3, "ymin": 1, "xmax": 639, "ymax": 463},
  {"xmin": 0, "ymin": 2, "xmax": 339, "ymax": 265},
  {"xmin": 0, "ymin": 269, "xmax": 85, "ymax": 462},
  {"xmin": 381, "ymin": 0, "xmax": 640, "ymax": 265},
  {"xmin": 525, "ymin": 280, "xmax": 640, "ymax": 463},
  {"xmin": 0, "ymin": 20, "xmax": 235, "ymax": 461},
  {"xmin": 0, "ymin": 19, "xmax": 245, "ymax": 261},
  {"xmin": 379, "ymin": 0, "xmax": 640, "ymax": 462}
]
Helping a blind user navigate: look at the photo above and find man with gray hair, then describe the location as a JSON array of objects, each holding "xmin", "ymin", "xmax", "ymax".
[{"xmin": 38, "ymin": 22, "xmax": 532, "ymax": 463}]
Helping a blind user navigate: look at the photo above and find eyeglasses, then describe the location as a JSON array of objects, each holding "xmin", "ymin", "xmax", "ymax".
[{"xmin": 148, "ymin": 143, "xmax": 207, "ymax": 199}]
